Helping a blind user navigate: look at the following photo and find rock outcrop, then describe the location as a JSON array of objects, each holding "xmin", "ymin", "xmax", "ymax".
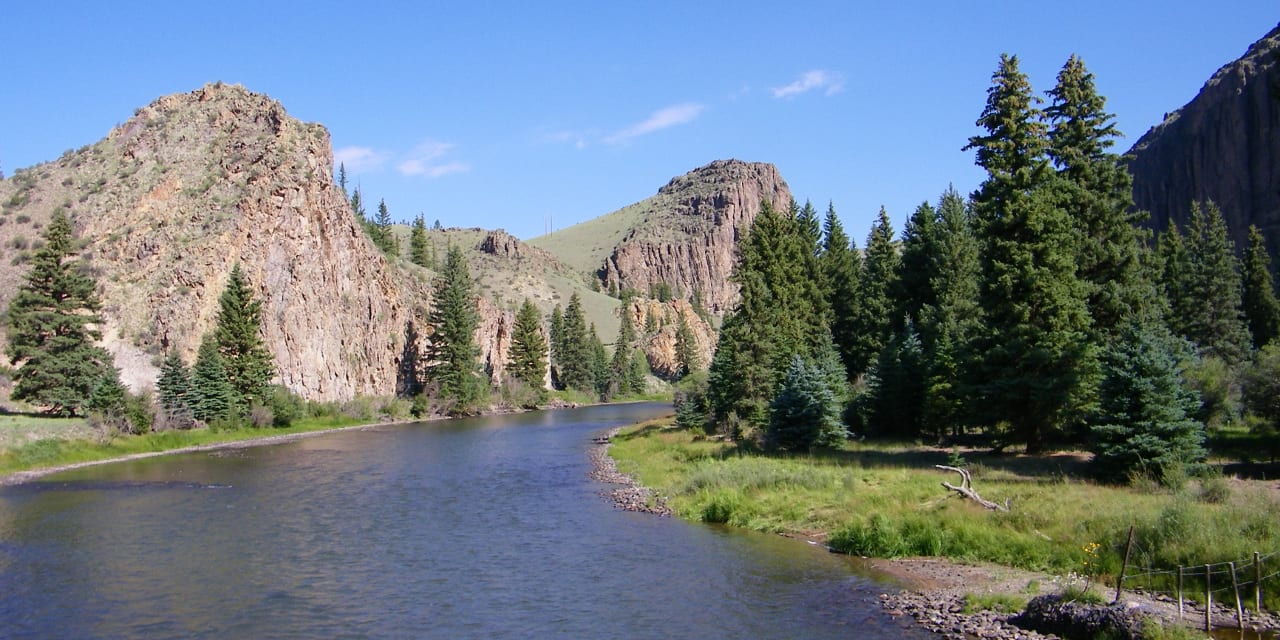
[
  {"xmin": 626, "ymin": 298, "xmax": 716, "ymax": 380},
  {"xmin": 1128, "ymin": 24, "xmax": 1280, "ymax": 252},
  {"xmin": 601, "ymin": 160, "xmax": 791, "ymax": 315},
  {"xmin": 0, "ymin": 84, "xmax": 433, "ymax": 401}
]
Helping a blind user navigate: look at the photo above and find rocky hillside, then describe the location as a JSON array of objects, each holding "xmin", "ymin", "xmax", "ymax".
[
  {"xmin": 0, "ymin": 83, "xmax": 434, "ymax": 401},
  {"xmin": 529, "ymin": 159, "xmax": 792, "ymax": 315},
  {"xmin": 1128, "ymin": 23, "xmax": 1280, "ymax": 251}
]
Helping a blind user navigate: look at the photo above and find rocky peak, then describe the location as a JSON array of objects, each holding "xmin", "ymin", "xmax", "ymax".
[
  {"xmin": 601, "ymin": 159, "xmax": 791, "ymax": 315},
  {"xmin": 1128, "ymin": 24, "xmax": 1280, "ymax": 252}
]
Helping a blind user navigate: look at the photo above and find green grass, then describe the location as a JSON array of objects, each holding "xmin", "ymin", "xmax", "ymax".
[
  {"xmin": 609, "ymin": 422, "xmax": 1280, "ymax": 606},
  {"xmin": 962, "ymin": 593, "xmax": 1028, "ymax": 614},
  {"xmin": 0, "ymin": 415, "xmax": 364, "ymax": 476}
]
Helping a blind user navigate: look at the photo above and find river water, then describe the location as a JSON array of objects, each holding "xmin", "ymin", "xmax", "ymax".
[{"xmin": 0, "ymin": 403, "xmax": 926, "ymax": 639}]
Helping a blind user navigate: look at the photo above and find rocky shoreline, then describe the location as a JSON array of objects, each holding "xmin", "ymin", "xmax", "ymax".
[{"xmin": 588, "ymin": 427, "xmax": 672, "ymax": 516}]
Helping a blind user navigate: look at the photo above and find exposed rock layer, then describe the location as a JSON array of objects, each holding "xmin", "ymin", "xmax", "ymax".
[{"xmin": 1128, "ymin": 24, "xmax": 1280, "ymax": 252}]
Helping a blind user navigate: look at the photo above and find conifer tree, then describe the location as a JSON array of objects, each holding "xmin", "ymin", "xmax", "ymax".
[
  {"xmin": 608, "ymin": 306, "xmax": 637, "ymax": 397},
  {"xmin": 425, "ymin": 245, "xmax": 487, "ymax": 410},
  {"xmin": 1242, "ymin": 225, "xmax": 1280, "ymax": 349},
  {"xmin": 626, "ymin": 350, "xmax": 648, "ymax": 394},
  {"xmin": 508, "ymin": 298, "xmax": 548, "ymax": 390},
  {"xmin": 795, "ymin": 199, "xmax": 821, "ymax": 255},
  {"xmin": 819, "ymin": 203, "xmax": 862, "ymax": 379},
  {"xmin": 191, "ymin": 334, "xmax": 234, "ymax": 424},
  {"xmin": 1158, "ymin": 222, "xmax": 1195, "ymax": 339},
  {"xmin": 5, "ymin": 209, "xmax": 114, "ymax": 416},
  {"xmin": 337, "ymin": 163, "xmax": 349, "ymax": 195},
  {"xmin": 1089, "ymin": 322, "xmax": 1205, "ymax": 483},
  {"xmin": 870, "ymin": 320, "xmax": 927, "ymax": 438},
  {"xmin": 410, "ymin": 214, "xmax": 430, "ymax": 268},
  {"xmin": 374, "ymin": 199, "xmax": 398, "ymax": 257},
  {"xmin": 674, "ymin": 313, "xmax": 700, "ymax": 379},
  {"xmin": 549, "ymin": 304, "xmax": 565, "ymax": 387},
  {"xmin": 556, "ymin": 293, "xmax": 594, "ymax": 393},
  {"xmin": 588, "ymin": 324, "xmax": 610, "ymax": 397},
  {"xmin": 966, "ymin": 54, "xmax": 1093, "ymax": 453},
  {"xmin": 157, "ymin": 351, "xmax": 194, "ymax": 428},
  {"xmin": 766, "ymin": 355, "xmax": 847, "ymax": 451},
  {"xmin": 1183, "ymin": 201, "xmax": 1252, "ymax": 364},
  {"xmin": 847, "ymin": 207, "xmax": 900, "ymax": 376},
  {"xmin": 896, "ymin": 201, "xmax": 939, "ymax": 328},
  {"xmin": 1243, "ymin": 344, "xmax": 1280, "ymax": 461},
  {"xmin": 214, "ymin": 264, "xmax": 274, "ymax": 413},
  {"xmin": 1045, "ymin": 54, "xmax": 1151, "ymax": 337}
]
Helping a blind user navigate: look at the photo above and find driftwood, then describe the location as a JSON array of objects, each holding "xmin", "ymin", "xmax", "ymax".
[{"xmin": 935, "ymin": 465, "xmax": 1010, "ymax": 512}]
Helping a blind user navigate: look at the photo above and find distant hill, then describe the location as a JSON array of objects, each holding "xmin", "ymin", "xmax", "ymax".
[
  {"xmin": 529, "ymin": 159, "xmax": 792, "ymax": 315},
  {"xmin": 1128, "ymin": 23, "xmax": 1280, "ymax": 253}
]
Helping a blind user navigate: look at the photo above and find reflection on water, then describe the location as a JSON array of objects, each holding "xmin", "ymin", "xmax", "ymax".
[{"xmin": 0, "ymin": 403, "xmax": 926, "ymax": 639}]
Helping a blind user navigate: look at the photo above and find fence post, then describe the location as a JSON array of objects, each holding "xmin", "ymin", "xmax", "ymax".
[
  {"xmin": 1206, "ymin": 564, "xmax": 1212, "ymax": 632},
  {"xmin": 1115, "ymin": 525, "xmax": 1135, "ymax": 604},
  {"xmin": 1177, "ymin": 566, "xmax": 1184, "ymax": 622},
  {"xmin": 1231, "ymin": 561, "xmax": 1244, "ymax": 630},
  {"xmin": 1255, "ymin": 551, "xmax": 1263, "ymax": 613}
]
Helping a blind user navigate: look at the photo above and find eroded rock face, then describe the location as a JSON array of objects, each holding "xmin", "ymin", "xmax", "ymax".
[
  {"xmin": 625, "ymin": 298, "xmax": 716, "ymax": 380},
  {"xmin": 0, "ymin": 84, "xmax": 433, "ymax": 401},
  {"xmin": 601, "ymin": 160, "xmax": 792, "ymax": 315},
  {"xmin": 1128, "ymin": 24, "xmax": 1280, "ymax": 252}
]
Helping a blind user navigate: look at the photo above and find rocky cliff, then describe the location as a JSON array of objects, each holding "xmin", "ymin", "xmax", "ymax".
[
  {"xmin": 530, "ymin": 159, "xmax": 791, "ymax": 316},
  {"xmin": 0, "ymin": 84, "xmax": 434, "ymax": 401},
  {"xmin": 1128, "ymin": 24, "xmax": 1280, "ymax": 252},
  {"xmin": 626, "ymin": 298, "xmax": 716, "ymax": 380}
]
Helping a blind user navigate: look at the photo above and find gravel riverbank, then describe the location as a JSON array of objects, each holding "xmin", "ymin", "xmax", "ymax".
[{"xmin": 588, "ymin": 427, "xmax": 672, "ymax": 516}]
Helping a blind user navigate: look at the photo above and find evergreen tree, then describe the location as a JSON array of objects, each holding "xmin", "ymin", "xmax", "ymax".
[
  {"xmin": 337, "ymin": 163, "xmax": 349, "ymax": 195},
  {"xmin": 847, "ymin": 207, "xmax": 900, "ymax": 376},
  {"xmin": 707, "ymin": 201, "xmax": 831, "ymax": 434},
  {"xmin": 674, "ymin": 313, "xmax": 700, "ymax": 379},
  {"xmin": 508, "ymin": 298, "xmax": 548, "ymax": 390},
  {"xmin": 1183, "ymin": 201, "xmax": 1251, "ymax": 364},
  {"xmin": 1243, "ymin": 344, "xmax": 1280, "ymax": 461},
  {"xmin": 608, "ymin": 305, "xmax": 638, "ymax": 397},
  {"xmin": 795, "ymin": 199, "xmax": 821, "ymax": 255},
  {"xmin": 190, "ymin": 334, "xmax": 234, "ymax": 424},
  {"xmin": 410, "ymin": 214, "xmax": 430, "ymax": 268},
  {"xmin": 556, "ymin": 293, "xmax": 595, "ymax": 393},
  {"xmin": 548, "ymin": 304, "xmax": 565, "ymax": 388},
  {"xmin": 374, "ymin": 199, "xmax": 398, "ymax": 256},
  {"xmin": 157, "ymin": 351, "xmax": 194, "ymax": 428},
  {"xmin": 213, "ymin": 264, "xmax": 274, "ymax": 413},
  {"xmin": 1157, "ymin": 222, "xmax": 1195, "ymax": 339},
  {"xmin": 87, "ymin": 367, "xmax": 128, "ymax": 415},
  {"xmin": 588, "ymin": 324, "xmax": 610, "ymax": 397},
  {"xmin": 350, "ymin": 187, "xmax": 367, "ymax": 222},
  {"xmin": 1242, "ymin": 225, "xmax": 1280, "ymax": 349},
  {"xmin": 766, "ymin": 355, "xmax": 847, "ymax": 451},
  {"xmin": 966, "ymin": 55, "xmax": 1093, "ymax": 453},
  {"xmin": 819, "ymin": 202, "xmax": 862, "ymax": 379},
  {"xmin": 1089, "ymin": 322, "xmax": 1206, "ymax": 483},
  {"xmin": 5, "ymin": 209, "xmax": 113, "ymax": 416},
  {"xmin": 425, "ymin": 245, "xmax": 487, "ymax": 410},
  {"xmin": 870, "ymin": 320, "xmax": 928, "ymax": 439},
  {"xmin": 626, "ymin": 350, "xmax": 648, "ymax": 394},
  {"xmin": 896, "ymin": 201, "xmax": 939, "ymax": 328},
  {"xmin": 1045, "ymin": 54, "xmax": 1151, "ymax": 337}
]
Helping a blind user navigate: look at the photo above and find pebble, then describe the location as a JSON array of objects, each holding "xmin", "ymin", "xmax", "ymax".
[{"xmin": 587, "ymin": 428, "xmax": 672, "ymax": 517}]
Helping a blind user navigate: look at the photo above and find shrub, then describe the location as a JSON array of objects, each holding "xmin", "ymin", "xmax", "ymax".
[
  {"xmin": 267, "ymin": 385, "xmax": 304, "ymax": 427},
  {"xmin": 410, "ymin": 393, "xmax": 431, "ymax": 418},
  {"xmin": 249, "ymin": 404, "xmax": 274, "ymax": 428}
]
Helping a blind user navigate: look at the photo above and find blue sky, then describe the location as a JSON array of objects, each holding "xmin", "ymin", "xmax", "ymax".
[{"xmin": 1, "ymin": 3, "xmax": 1276, "ymax": 241}]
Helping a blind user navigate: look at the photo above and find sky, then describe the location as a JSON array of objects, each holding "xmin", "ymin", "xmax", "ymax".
[{"xmin": 1, "ymin": 2, "xmax": 1276, "ymax": 241}]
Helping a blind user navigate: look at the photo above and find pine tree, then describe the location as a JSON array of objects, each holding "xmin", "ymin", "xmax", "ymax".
[
  {"xmin": 350, "ymin": 187, "xmax": 366, "ymax": 222},
  {"xmin": 966, "ymin": 55, "xmax": 1093, "ymax": 453},
  {"xmin": 157, "ymin": 351, "xmax": 194, "ymax": 428},
  {"xmin": 337, "ymin": 163, "xmax": 349, "ymax": 195},
  {"xmin": 1158, "ymin": 222, "xmax": 1195, "ymax": 339},
  {"xmin": 508, "ymin": 298, "xmax": 548, "ymax": 390},
  {"xmin": 870, "ymin": 320, "xmax": 928, "ymax": 439},
  {"xmin": 548, "ymin": 304, "xmax": 565, "ymax": 388},
  {"xmin": 556, "ymin": 293, "xmax": 594, "ymax": 393},
  {"xmin": 213, "ymin": 264, "xmax": 274, "ymax": 413},
  {"xmin": 674, "ymin": 313, "xmax": 700, "ymax": 378},
  {"xmin": 5, "ymin": 209, "xmax": 114, "ymax": 416},
  {"xmin": 374, "ymin": 199, "xmax": 398, "ymax": 256},
  {"xmin": 766, "ymin": 355, "xmax": 847, "ymax": 451},
  {"xmin": 1089, "ymin": 322, "xmax": 1206, "ymax": 483},
  {"xmin": 608, "ymin": 305, "xmax": 637, "ymax": 397},
  {"xmin": 896, "ymin": 201, "xmax": 939, "ymax": 328},
  {"xmin": 1243, "ymin": 344, "xmax": 1280, "ymax": 461},
  {"xmin": 1242, "ymin": 225, "xmax": 1280, "ymax": 349},
  {"xmin": 847, "ymin": 207, "xmax": 900, "ymax": 376},
  {"xmin": 1045, "ymin": 54, "xmax": 1151, "ymax": 338},
  {"xmin": 819, "ymin": 203, "xmax": 862, "ymax": 379},
  {"xmin": 626, "ymin": 350, "xmax": 648, "ymax": 394},
  {"xmin": 191, "ymin": 334, "xmax": 234, "ymax": 424},
  {"xmin": 588, "ymin": 324, "xmax": 610, "ymax": 397},
  {"xmin": 425, "ymin": 245, "xmax": 487, "ymax": 410},
  {"xmin": 795, "ymin": 199, "xmax": 821, "ymax": 255},
  {"xmin": 410, "ymin": 214, "xmax": 430, "ymax": 268},
  {"xmin": 1183, "ymin": 201, "xmax": 1252, "ymax": 364}
]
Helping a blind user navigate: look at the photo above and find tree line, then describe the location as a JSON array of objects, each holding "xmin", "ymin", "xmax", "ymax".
[{"xmin": 689, "ymin": 54, "xmax": 1280, "ymax": 484}]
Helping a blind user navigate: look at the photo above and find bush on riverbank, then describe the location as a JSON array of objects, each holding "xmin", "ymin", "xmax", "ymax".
[{"xmin": 609, "ymin": 422, "xmax": 1280, "ymax": 606}]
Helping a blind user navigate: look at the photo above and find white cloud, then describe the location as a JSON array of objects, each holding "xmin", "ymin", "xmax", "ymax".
[
  {"xmin": 333, "ymin": 146, "xmax": 387, "ymax": 172},
  {"xmin": 396, "ymin": 141, "xmax": 470, "ymax": 178},
  {"xmin": 541, "ymin": 129, "xmax": 591, "ymax": 150},
  {"xmin": 771, "ymin": 70, "xmax": 845, "ymax": 99},
  {"xmin": 605, "ymin": 103, "xmax": 705, "ymax": 144}
]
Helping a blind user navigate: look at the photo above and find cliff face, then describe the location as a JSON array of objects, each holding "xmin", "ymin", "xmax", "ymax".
[
  {"xmin": 1128, "ymin": 24, "xmax": 1280, "ymax": 251},
  {"xmin": 625, "ymin": 298, "xmax": 716, "ymax": 380},
  {"xmin": 601, "ymin": 160, "xmax": 791, "ymax": 315},
  {"xmin": 0, "ymin": 84, "xmax": 431, "ymax": 401}
]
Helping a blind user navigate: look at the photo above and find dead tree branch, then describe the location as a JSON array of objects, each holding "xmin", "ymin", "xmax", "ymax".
[{"xmin": 935, "ymin": 465, "xmax": 1010, "ymax": 512}]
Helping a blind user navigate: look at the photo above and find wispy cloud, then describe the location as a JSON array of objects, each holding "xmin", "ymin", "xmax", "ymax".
[
  {"xmin": 540, "ymin": 129, "xmax": 591, "ymax": 150},
  {"xmin": 771, "ymin": 70, "xmax": 844, "ymax": 99},
  {"xmin": 333, "ymin": 146, "xmax": 387, "ymax": 172},
  {"xmin": 605, "ymin": 103, "xmax": 705, "ymax": 144},
  {"xmin": 397, "ymin": 140, "xmax": 470, "ymax": 178}
]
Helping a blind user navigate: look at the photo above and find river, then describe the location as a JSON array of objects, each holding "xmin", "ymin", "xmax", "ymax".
[{"xmin": 0, "ymin": 403, "xmax": 926, "ymax": 639}]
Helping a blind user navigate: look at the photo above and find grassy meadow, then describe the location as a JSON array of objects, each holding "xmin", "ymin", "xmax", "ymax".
[{"xmin": 609, "ymin": 420, "xmax": 1280, "ymax": 604}]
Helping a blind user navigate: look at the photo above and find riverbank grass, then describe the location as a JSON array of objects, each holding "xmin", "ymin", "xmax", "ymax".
[
  {"xmin": 0, "ymin": 415, "xmax": 364, "ymax": 476},
  {"xmin": 609, "ymin": 421, "xmax": 1280, "ymax": 605}
]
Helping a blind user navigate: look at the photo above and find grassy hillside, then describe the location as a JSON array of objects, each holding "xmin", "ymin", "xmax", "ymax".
[{"xmin": 526, "ymin": 199, "xmax": 652, "ymax": 275}]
